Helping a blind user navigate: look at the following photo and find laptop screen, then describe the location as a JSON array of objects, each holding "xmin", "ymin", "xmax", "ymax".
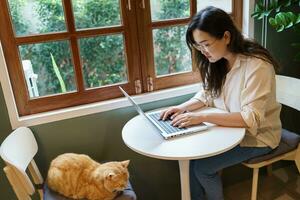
[{"xmin": 119, "ymin": 86, "xmax": 147, "ymax": 118}]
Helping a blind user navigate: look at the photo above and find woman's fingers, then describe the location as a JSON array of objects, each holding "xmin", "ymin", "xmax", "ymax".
[
  {"xmin": 160, "ymin": 109, "xmax": 174, "ymax": 120},
  {"xmin": 170, "ymin": 112, "xmax": 181, "ymax": 119},
  {"xmin": 178, "ymin": 121, "xmax": 189, "ymax": 128},
  {"xmin": 172, "ymin": 116, "xmax": 187, "ymax": 127},
  {"xmin": 160, "ymin": 107, "xmax": 185, "ymax": 120},
  {"xmin": 160, "ymin": 110, "xmax": 167, "ymax": 119}
]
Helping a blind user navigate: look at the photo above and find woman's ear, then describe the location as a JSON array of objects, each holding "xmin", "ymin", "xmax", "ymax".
[{"xmin": 223, "ymin": 31, "xmax": 231, "ymax": 45}]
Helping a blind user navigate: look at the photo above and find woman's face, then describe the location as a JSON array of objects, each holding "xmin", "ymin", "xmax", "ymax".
[{"xmin": 192, "ymin": 29, "xmax": 230, "ymax": 63}]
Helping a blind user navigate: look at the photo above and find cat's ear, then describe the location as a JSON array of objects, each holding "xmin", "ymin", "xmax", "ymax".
[{"xmin": 121, "ymin": 160, "xmax": 130, "ymax": 168}]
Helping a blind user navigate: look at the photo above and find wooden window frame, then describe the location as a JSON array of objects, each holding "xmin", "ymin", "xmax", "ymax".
[
  {"xmin": 136, "ymin": 0, "xmax": 242, "ymax": 92},
  {"xmin": 0, "ymin": 0, "xmax": 242, "ymax": 116}
]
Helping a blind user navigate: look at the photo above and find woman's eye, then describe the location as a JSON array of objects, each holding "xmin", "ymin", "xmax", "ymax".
[{"xmin": 205, "ymin": 44, "xmax": 210, "ymax": 47}]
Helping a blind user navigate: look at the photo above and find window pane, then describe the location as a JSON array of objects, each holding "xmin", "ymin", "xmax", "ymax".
[
  {"xmin": 150, "ymin": 0, "xmax": 190, "ymax": 21},
  {"xmin": 19, "ymin": 41, "xmax": 76, "ymax": 98},
  {"xmin": 197, "ymin": 0, "xmax": 232, "ymax": 13},
  {"xmin": 153, "ymin": 26, "xmax": 192, "ymax": 76},
  {"xmin": 79, "ymin": 35, "xmax": 128, "ymax": 88},
  {"xmin": 8, "ymin": 0, "xmax": 66, "ymax": 36},
  {"xmin": 72, "ymin": 0, "xmax": 121, "ymax": 29}
]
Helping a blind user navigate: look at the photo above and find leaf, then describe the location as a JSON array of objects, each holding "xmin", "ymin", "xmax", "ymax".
[
  {"xmin": 275, "ymin": 5, "xmax": 283, "ymax": 12},
  {"xmin": 269, "ymin": 17, "xmax": 277, "ymax": 27},
  {"xmin": 286, "ymin": 21, "xmax": 294, "ymax": 28},
  {"xmin": 275, "ymin": 13, "xmax": 288, "ymax": 27},
  {"xmin": 285, "ymin": 12, "xmax": 295, "ymax": 28},
  {"xmin": 275, "ymin": 13, "xmax": 288, "ymax": 32},
  {"xmin": 276, "ymin": 24, "xmax": 285, "ymax": 32},
  {"xmin": 296, "ymin": 14, "xmax": 300, "ymax": 24},
  {"xmin": 50, "ymin": 53, "xmax": 66, "ymax": 93},
  {"xmin": 286, "ymin": 12, "xmax": 297, "ymax": 21},
  {"xmin": 255, "ymin": 13, "xmax": 264, "ymax": 20},
  {"xmin": 257, "ymin": 13, "xmax": 266, "ymax": 20},
  {"xmin": 263, "ymin": 10, "xmax": 273, "ymax": 17},
  {"xmin": 251, "ymin": 11, "xmax": 261, "ymax": 18}
]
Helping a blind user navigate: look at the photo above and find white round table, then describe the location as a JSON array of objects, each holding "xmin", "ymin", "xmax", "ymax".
[{"xmin": 122, "ymin": 107, "xmax": 245, "ymax": 200}]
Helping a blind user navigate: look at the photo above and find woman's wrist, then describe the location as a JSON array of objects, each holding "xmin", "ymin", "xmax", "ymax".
[
  {"xmin": 199, "ymin": 113, "xmax": 209, "ymax": 122},
  {"xmin": 178, "ymin": 104, "xmax": 188, "ymax": 112}
]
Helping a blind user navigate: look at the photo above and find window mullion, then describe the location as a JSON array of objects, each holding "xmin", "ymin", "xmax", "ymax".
[
  {"xmin": 191, "ymin": 0, "xmax": 197, "ymax": 16},
  {"xmin": 233, "ymin": 0, "xmax": 243, "ymax": 29},
  {"xmin": 134, "ymin": 0, "xmax": 155, "ymax": 93},
  {"xmin": 62, "ymin": 0, "xmax": 85, "ymax": 93}
]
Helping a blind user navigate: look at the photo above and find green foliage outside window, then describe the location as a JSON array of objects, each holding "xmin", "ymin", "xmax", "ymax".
[
  {"xmin": 10, "ymin": 0, "xmax": 191, "ymax": 96},
  {"xmin": 73, "ymin": 0, "xmax": 121, "ymax": 29},
  {"xmin": 9, "ymin": 0, "xmax": 29, "ymax": 35},
  {"xmin": 154, "ymin": 0, "xmax": 192, "ymax": 76}
]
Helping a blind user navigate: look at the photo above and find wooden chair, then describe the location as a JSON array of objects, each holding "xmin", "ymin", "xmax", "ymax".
[
  {"xmin": 242, "ymin": 75, "xmax": 300, "ymax": 200},
  {"xmin": 0, "ymin": 127, "xmax": 137, "ymax": 200}
]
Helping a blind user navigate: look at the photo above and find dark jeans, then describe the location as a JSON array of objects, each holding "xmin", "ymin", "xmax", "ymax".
[{"xmin": 190, "ymin": 145, "xmax": 272, "ymax": 200}]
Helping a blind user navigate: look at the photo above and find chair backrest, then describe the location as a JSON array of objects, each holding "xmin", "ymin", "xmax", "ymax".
[
  {"xmin": 276, "ymin": 75, "xmax": 300, "ymax": 111},
  {"xmin": 0, "ymin": 127, "xmax": 43, "ymax": 199}
]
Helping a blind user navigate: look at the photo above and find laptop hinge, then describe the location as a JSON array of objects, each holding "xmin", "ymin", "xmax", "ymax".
[
  {"xmin": 147, "ymin": 76, "xmax": 153, "ymax": 92},
  {"xmin": 134, "ymin": 79, "xmax": 142, "ymax": 94}
]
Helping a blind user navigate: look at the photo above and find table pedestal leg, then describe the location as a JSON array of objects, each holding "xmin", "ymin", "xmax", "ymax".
[{"xmin": 178, "ymin": 160, "xmax": 190, "ymax": 200}]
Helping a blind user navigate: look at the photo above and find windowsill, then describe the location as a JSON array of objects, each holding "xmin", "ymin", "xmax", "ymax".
[{"xmin": 14, "ymin": 84, "xmax": 200, "ymax": 129}]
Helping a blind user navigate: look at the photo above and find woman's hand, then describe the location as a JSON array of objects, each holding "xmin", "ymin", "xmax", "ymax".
[
  {"xmin": 171, "ymin": 112, "xmax": 205, "ymax": 128},
  {"xmin": 160, "ymin": 106, "xmax": 187, "ymax": 121}
]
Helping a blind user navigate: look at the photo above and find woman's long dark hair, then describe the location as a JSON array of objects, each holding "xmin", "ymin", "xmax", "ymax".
[{"xmin": 186, "ymin": 6, "xmax": 279, "ymax": 97}]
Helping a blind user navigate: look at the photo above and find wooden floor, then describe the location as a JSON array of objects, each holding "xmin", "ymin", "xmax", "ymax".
[{"xmin": 224, "ymin": 164, "xmax": 300, "ymax": 200}]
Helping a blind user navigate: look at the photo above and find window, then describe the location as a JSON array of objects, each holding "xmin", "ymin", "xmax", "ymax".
[{"xmin": 0, "ymin": 0, "xmax": 242, "ymax": 116}]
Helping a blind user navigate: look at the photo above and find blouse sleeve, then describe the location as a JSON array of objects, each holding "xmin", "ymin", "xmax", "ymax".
[
  {"xmin": 240, "ymin": 60, "xmax": 274, "ymax": 135},
  {"xmin": 192, "ymin": 83, "xmax": 210, "ymax": 107}
]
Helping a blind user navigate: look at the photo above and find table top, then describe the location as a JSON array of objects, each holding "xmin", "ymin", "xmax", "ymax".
[{"xmin": 122, "ymin": 107, "xmax": 245, "ymax": 160}]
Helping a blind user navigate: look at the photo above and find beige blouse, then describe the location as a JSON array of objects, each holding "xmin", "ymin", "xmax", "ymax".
[{"xmin": 192, "ymin": 54, "xmax": 281, "ymax": 149}]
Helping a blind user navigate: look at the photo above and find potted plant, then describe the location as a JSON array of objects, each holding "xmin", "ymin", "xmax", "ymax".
[{"xmin": 252, "ymin": 0, "xmax": 300, "ymax": 60}]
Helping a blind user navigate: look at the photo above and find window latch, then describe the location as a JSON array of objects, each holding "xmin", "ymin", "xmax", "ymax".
[
  {"xmin": 140, "ymin": 0, "xmax": 145, "ymax": 9},
  {"xmin": 127, "ymin": 0, "xmax": 131, "ymax": 10},
  {"xmin": 135, "ymin": 80, "xmax": 142, "ymax": 94},
  {"xmin": 147, "ymin": 76, "xmax": 153, "ymax": 92}
]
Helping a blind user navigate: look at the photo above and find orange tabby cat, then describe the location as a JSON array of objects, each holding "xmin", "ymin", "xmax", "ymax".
[{"xmin": 47, "ymin": 153, "xmax": 130, "ymax": 200}]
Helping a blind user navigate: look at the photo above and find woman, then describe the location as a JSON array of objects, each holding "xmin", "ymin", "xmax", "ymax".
[{"xmin": 160, "ymin": 6, "xmax": 281, "ymax": 200}]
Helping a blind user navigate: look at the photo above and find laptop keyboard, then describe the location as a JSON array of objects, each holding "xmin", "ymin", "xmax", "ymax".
[{"xmin": 148, "ymin": 112, "xmax": 187, "ymax": 134}]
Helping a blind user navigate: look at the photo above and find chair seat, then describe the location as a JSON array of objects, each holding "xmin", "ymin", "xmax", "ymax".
[
  {"xmin": 43, "ymin": 181, "xmax": 137, "ymax": 200},
  {"xmin": 244, "ymin": 129, "xmax": 300, "ymax": 164}
]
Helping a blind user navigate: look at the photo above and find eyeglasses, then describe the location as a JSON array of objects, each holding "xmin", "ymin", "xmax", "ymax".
[{"xmin": 192, "ymin": 39, "xmax": 217, "ymax": 52}]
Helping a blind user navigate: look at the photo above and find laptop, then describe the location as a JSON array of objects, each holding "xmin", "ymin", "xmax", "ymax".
[{"xmin": 119, "ymin": 86, "xmax": 208, "ymax": 139}]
